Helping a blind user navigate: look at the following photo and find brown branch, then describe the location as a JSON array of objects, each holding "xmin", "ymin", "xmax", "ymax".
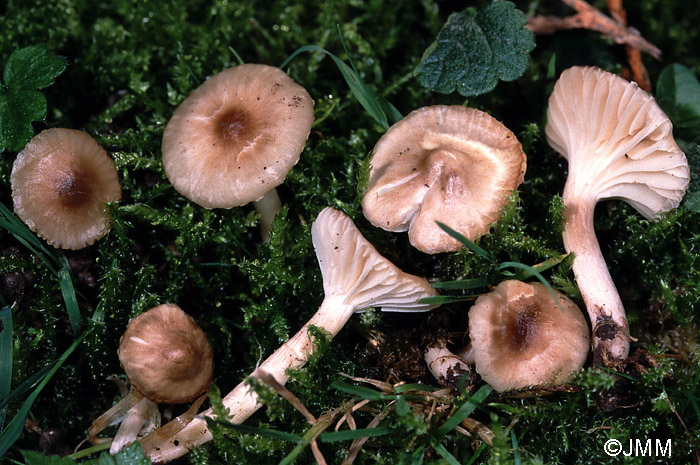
[
  {"xmin": 606, "ymin": 0, "xmax": 652, "ymax": 91},
  {"xmin": 527, "ymin": 0, "xmax": 662, "ymax": 61}
]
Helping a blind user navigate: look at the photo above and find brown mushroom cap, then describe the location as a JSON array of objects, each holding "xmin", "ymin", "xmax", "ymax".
[
  {"xmin": 468, "ymin": 280, "xmax": 589, "ymax": 392},
  {"xmin": 10, "ymin": 128, "xmax": 122, "ymax": 250},
  {"xmin": 361, "ymin": 105, "xmax": 526, "ymax": 254},
  {"xmin": 161, "ymin": 63, "xmax": 314, "ymax": 209},
  {"xmin": 118, "ymin": 304, "xmax": 213, "ymax": 404}
]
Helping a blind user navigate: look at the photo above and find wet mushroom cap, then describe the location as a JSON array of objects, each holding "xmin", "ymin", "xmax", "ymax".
[
  {"xmin": 162, "ymin": 63, "xmax": 314, "ymax": 209},
  {"xmin": 118, "ymin": 304, "xmax": 213, "ymax": 404},
  {"xmin": 361, "ymin": 105, "xmax": 526, "ymax": 254},
  {"xmin": 468, "ymin": 280, "xmax": 589, "ymax": 392},
  {"xmin": 11, "ymin": 128, "xmax": 122, "ymax": 250}
]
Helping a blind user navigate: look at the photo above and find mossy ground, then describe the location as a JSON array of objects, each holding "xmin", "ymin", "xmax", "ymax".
[{"xmin": 1, "ymin": 0, "xmax": 699, "ymax": 464}]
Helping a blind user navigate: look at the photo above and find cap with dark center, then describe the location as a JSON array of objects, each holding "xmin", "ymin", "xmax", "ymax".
[
  {"xmin": 162, "ymin": 63, "xmax": 314, "ymax": 209},
  {"xmin": 361, "ymin": 105, "xmax": 526, "ymax": 254},
  {"xmin": 11, "ymin": 128, "xmax": 122, "ymax": 250},
  {"xmin": 468, "ymin": 280, "xmax": 589, "ymax": 392},
  {"xmin": 118, "ymin": 304, "xmax": 213, "ymax": 404}
]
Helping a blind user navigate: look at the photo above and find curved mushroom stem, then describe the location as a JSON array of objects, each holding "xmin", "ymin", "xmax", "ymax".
[
  {"xmin": 88, "ymin": 390, "xmax": 144, "ymax": 445},
  {"xmin": 562, "ymin": 194, "xmax": 630, "ymax": 364},
  {"xmin": 253, "ymin": 188, "xmax": 282, "ymax": 243},
  {"xmin": 141, "ymin": 296, "xmax": 353, "ymax": 463},
  {"xmin": 110, "ymin": 397, "xmax": 158, "ymax": 454}
]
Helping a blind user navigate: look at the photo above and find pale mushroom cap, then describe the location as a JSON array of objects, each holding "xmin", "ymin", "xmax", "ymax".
[
  {"xmin": 11, "ymin": 128, "xmax": 122, "ymax": 250},
  {"xmin": 162, "ymin": 63, "xmax": 314, "ymax": 209},
  {"xmin": 361, "ymin": 105, "xmax": 526, "ymax": 254},
  {"xmin": 118, "ymin": 304, "xmax": 214, "ymax": 404},
  {"xmin": 546, "ymin": 66, "xmax": 689, "ymax": 218},
  {"xmin": 312, "ymin": 207, "xmax": 438, "ymax": 312},
  {"xmin": 468, "ymin": 280, "xmax": 589, "ymax": 392}
]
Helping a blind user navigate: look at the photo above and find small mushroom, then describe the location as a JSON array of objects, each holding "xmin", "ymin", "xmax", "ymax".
[
  {"xmin": 161, "ymin": 63, "xmax": 314, "ymax": 241},
  {"xmin": 361, "ymin": 105, "xmax": 527, "ymax": 254},
  {"xmin": 467, "ymin": 280, "xmax": 589, "ymax": 392},
  {"xmin": 545, "ymin": 66, "xmax": 690, "ymax": 363},
  {"xmin": 142, "ymin": 207, "xmax": 438, "ymax": 463},
  {"xmin": 88, "ymin": 304, "xmax": 213, "ymax": 454},
  {"xmin": 11, "ymin": 128, "xmax": 122, "ymax": 250},
  {"xmin": 424, "ymin": 344, "xmax": 474, "ymax": 390}
]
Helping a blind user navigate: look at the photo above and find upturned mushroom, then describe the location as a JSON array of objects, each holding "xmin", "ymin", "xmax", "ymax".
[
  {"xmin": 88, "ymin": 304, "xmax": 213, "ymax": 454},
  {"xmin": 161, "ymin": 63, "xmax": 314, "ymax": 241},
  {"xmin": 11, "ymin": 128, "xmax": 122, "ymax": 249},
  {"xmin": 545, "ymin": 66, "xmax": 690, "ymax": 363},
  {"xmin": 142, "ymin": 207, "xmax": 438, "ymax": 463},
  {"xmin": 467, "ymin": 280, "xmax": 589, "ymax": 392},
  {"xmin": 361, "ymin": 105, "xmax": 527, "ymax": 254}
]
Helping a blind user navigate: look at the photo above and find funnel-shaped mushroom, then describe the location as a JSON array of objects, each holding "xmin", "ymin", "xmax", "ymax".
[
  {"xmin": 142, "ymin": 207, "xmax": 438, "ymax": 463},
  {"xmin": 468, "ymin": 280, "xmax": 589, "ymax": 392},
  {"xmin": 11, "ymin": 128, "xmax": 121, "ymax": 249},
  {"xmin": 546, "ymin": 66, "xmax": 690, "ymax": 363},
  {"xmin": 362, "ymin": 105, "xmax": 527, "ymax": 254},
  {"xmin": 162, "ymin": 63, "xmax": 314, "ymax": 241}
]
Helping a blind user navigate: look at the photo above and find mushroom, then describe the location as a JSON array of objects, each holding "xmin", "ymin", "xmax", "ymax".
[
  {"xmin": 11, "ymin": 128, "xmax": 122, "ymax": 250},
  {"xmin": 545, "ymin": 66, "xmax": 690, "ymax": 363},
  {"xmin": 467, "ymin": 280, "xmax": 589, "ymax": 392},
  {"xmin": 161, "ymin": 63, "xmax": 314, "ymax": 241},
  {"xmin": 361, "ymin": 105, "xmax": 527, "ymax": 254},
  {"xmin": 424, "ymin": 343, "xmax": 474, "ymax": 390},
  {"xmin": 142, "ymin": 207, "xmax": 438, "ymax": 463},
  {"xmin": 88, "ymin": 304, "xmax": 213, "ymax": 454}
]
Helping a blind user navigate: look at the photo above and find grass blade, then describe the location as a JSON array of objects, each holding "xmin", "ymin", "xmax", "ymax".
[
  {"xmin": 497, "ymin": 261, "xmax": 567, "ymax": 312},
  {"xmin": 418, "ymin": 295, "xmax": 477, "ymax": 305},
  {"xmin": 57, "ymin": 258, "xmax": 81, "ymax": 334},
  {"xmin": 431, "ymin": 278, "xmax": 489, "ymax": 290},
  {"xmin": 207, "ymin": 418, "xmax": 302, "ymax": 443},
  {"xmin": 331, "ymin": 380, "xmax": 395, "ymax": 401},
  {"xmin": 434, "ymin": 385, "xmax": 493, "ymax": 436},
  {"xmin": 0, "ymin": 328, "xmax": 89, "ymax": 456},
  {"xmin": 319, "ymin": 426, "xmax": 395, "ymax": 443},
  {"xmin": 507, "ymin": 254, "xmax": 568, "ymax": 281},
  {"xmin": 429, "ymin": 435, "xmax": 462, "ymax": 465},
  {"xmin": 0, "ymin": 308, "xmax": 11, "ymax": 430},
  {"xmin": 435, "ymin": 222, "xmax": 494, "ymax": 262},
  {"xmin": 511, "ymin": 430, "xmax": 521, "ymax": 465},
  {"xmin": 280, "ymin": 27, "xmax": 403, "ymax": 130}
]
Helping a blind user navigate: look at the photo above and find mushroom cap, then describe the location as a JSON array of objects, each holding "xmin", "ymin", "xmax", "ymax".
[
  {"xmin": 361, "ymin": 105, "xmax": 526, "ymax": 254},
  {"xmin": 162, "ymin": 63, "xmax": 314, "ymax": 209},
  {"xmin": 312, "ymin": 207, "xmax": 438, "ymax": 312},
  {"xmin": 11, "ymin": 128, "xmax": 122, "ymax": 250},
  {"xmin": 468, "ymin": 280, "xmax": 589, "ymax": 392},
  {"xmin": 118, "ymin": 304, "xmax": 213, "ymax": 404},
  {"xmin": 546, "ymin": 66, "xmax": 689, "ymax": 218}
]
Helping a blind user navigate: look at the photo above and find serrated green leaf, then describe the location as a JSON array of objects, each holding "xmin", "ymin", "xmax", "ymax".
[
  {"xmin": 3, "ymin": 46, "xmax": 67, "ymax": 90},
  {"xmin": 416, "ymin": 1, "xmax": 534, "ymax": 97},
  {"xmin": 0, "ymin": 88, "xmax": 47, "ymax": 152}
]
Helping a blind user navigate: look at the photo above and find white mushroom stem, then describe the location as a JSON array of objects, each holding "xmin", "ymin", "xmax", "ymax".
[
  {"xmin": 142, "ymin": 207, "xmax": 437, "ymax": 463},
  {"xmin": 110, "ymin": 397, "xmax": 159, "ymax": 454},
  {"xmin": 253, "ymin": 188, "xmax": 283, "ymax": 243},
  {"xmin": 424, "ymin": 346, "xmax": 471, "ymax": 387},
  {"xmin": 562, "ymin": 192, "xmax": 630, "ymax": 363}
]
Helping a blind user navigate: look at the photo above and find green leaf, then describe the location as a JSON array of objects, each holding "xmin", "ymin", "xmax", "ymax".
[
  {"xmin": 656, "ymin": 63, "xmax": 700, "ymax": 129},
  {"xmin": 3, "ymin": 46, "xmax": 67, "ymax": 90},
  {"xmin": 21, "ymin": 449, "xmax": 76, "ymax": 465},
  {"xmin": 206, "ymin": 418, "xmax": 303, "ymax": 442},
  {"xmin": 0, "ymin": 88, "xmax": 46, "ymax": 152},
  {"xmin": 416, "ymin": 1, "xmax": 534, "ymax": 97},
  {"xmin": 319, "ymin": 426, "xmax": 396, "ymax": 442},
  {"xmin": 434, "ymin": 385, "xmax": 492, "ymax": 436},
  {"xmin": 435, "ymin": 222, "xmax": 494, "ymax": 261}
]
